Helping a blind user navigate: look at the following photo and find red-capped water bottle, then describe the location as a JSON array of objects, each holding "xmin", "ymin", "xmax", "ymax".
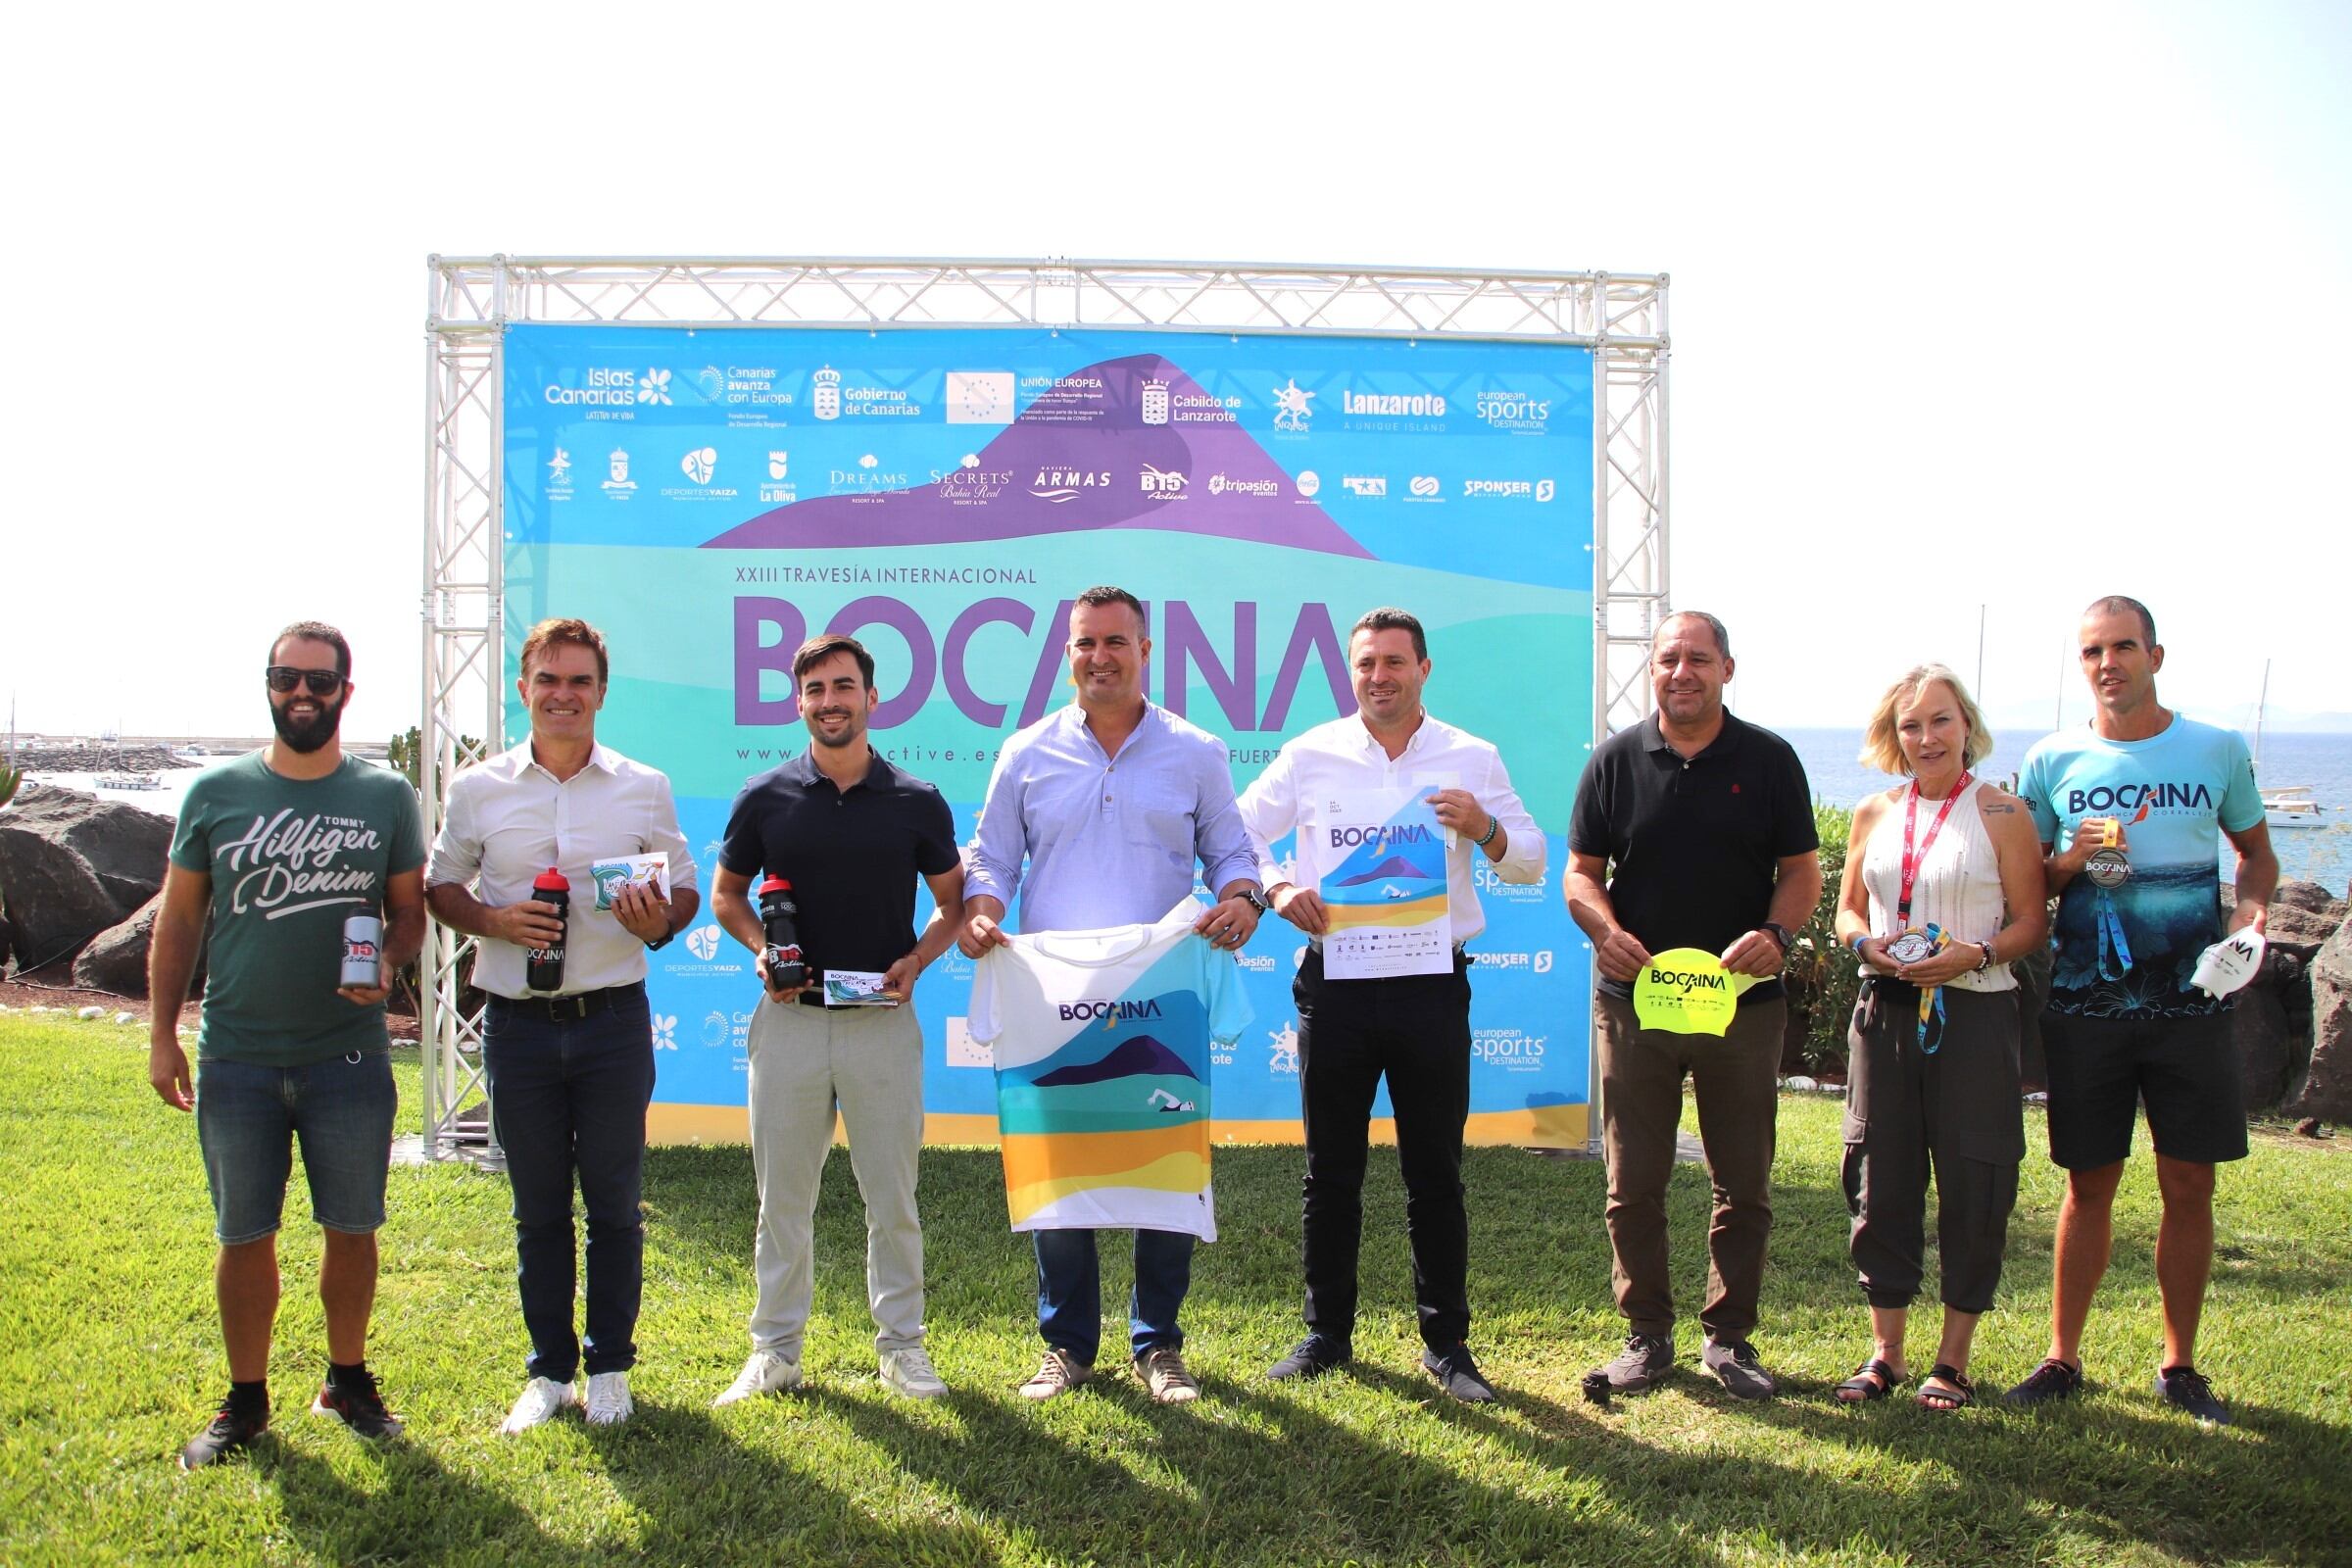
[
  {"xmin": 758, "ymin": 874, "xmax": 805, "ymax": 996},
  {"xmin": 525, "ymin": 866, "xmax": 570, "ymax": 993}
]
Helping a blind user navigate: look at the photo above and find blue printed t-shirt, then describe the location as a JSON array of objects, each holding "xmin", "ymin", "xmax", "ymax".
[
  {"xmin": 2017, "ymin": 715, "xmax": 2262, "ymax": 1018},
  {"xmin": 170, "ymin": 753, "xmax": 426, "ymax": 1065}
]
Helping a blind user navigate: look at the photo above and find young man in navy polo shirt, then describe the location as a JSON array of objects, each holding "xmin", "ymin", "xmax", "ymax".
[{"xmin": 709, "ymin": 634, "xmax": 966, "ymax": 1405}]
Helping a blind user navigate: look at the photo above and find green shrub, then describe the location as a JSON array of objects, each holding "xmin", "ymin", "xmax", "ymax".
[{"xmin": 1788, "ymin": 801, "xmax": 1858, "ymax": 1075}]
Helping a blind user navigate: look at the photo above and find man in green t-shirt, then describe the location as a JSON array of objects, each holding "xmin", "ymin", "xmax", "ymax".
[{"xmin": 148, "ymin": 621, "xmax": 426, "ymax": 1470}]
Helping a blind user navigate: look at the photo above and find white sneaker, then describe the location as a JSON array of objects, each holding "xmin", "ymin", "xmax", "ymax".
[
  {"xmin": 501, "ymin": 1376, "xmax": 576, "ymax": 1435},
  {"xmin": 583, "ymin": 1370, "xmax": 633, "ymax": 1427},
  {"xmin": 712, "ymin": 1348, "xmax": 802, "ymax": 1407},
  {"xmin": 879, "ymin": 1347, "xmax": 949, "ymax": 1400}
]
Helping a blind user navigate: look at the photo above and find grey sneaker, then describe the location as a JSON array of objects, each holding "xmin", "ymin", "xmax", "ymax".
[
  {"xmin": 1018, "ymin": 1348, "xmax": 1092, "ymax": 1401},
  {"xmin": 879, "ymin": 1347, "xmax": 949, "ymax": 1400},
  {"xmin": 1267, "ymin": 1334, "xmax": 1352, "ymax": 1381},
  {"xmin": 1592, "ymin": 1333, "xmax": 1676, "ymax": 1394},
  {"xmin": 1702, "ymin": 1339, "xmax": 1778, "ymax": 1400},
  {"xmin": 1421, "ymin": 1344, "xmax": 1499, "ymax": 1404},
  {"xmin": 1134, "ymin": 1345, "xmax": 1200, "ymax": 1404},
  {"xmin": 712, "ymin": 1349, "xmax": 801, "ymax": 1407}
]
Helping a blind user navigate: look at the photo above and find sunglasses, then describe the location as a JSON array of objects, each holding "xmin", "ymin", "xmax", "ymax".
[{"xmin": 266, "ymin": 666, "xmax": 345, "ymax": 696}]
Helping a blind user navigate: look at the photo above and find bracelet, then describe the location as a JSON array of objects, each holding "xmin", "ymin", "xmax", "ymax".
[
  {"xmin": 1848, "ymin": 934, "xmax": 1867, "ymax": 958},
  {"xmin": 1474, "ymin": 813, "xmax": 1499, "ymax": 848},
  {"xmin": 1974, "ymin": 941, "xmax": 1995, "ymax": 973}
]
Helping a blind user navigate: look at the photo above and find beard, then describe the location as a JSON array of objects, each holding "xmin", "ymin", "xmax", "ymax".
[
  {"xmin": 270, "ymin": 690, "xmax": 346, "ymax": 754},
  {"xmin": 808, "ymin": 710, "xmax": 866, "ymax": 751}
]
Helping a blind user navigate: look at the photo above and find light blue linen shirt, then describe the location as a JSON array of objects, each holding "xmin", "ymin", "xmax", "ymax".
[{"xmin": 963, "ymin": 702, "xmax": 1258, "ymax": 933}]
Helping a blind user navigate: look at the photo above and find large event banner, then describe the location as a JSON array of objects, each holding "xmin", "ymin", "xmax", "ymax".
[{"xmin": 501, "ymin": 324, "xmax": 1594, "ymax": 1145}]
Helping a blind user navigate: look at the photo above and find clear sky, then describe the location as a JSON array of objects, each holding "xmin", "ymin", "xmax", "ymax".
[{"xmin": 4, "ymin": 1, "xmax": 2345, "ymax": 741}]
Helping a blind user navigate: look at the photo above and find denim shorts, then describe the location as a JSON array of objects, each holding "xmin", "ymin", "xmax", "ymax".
[{"xmin": 196, "ymin": 1050, "xmax": 398, "ymax": 1245}]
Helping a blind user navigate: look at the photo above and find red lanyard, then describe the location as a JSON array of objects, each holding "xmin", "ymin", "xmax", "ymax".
[{"xmin": 1896, "ymin": 771, "xmax": 1972, "ymax": 926}]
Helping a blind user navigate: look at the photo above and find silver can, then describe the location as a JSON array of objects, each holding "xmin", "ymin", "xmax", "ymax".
[{"xmin": 340, "ymin": 913, "xmax": 382, "ymax": 989}]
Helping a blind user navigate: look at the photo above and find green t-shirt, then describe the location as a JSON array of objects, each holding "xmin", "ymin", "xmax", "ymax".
[{"xmin": 170, "ymin": 753, "xmax": 426, "ymax": 1066}]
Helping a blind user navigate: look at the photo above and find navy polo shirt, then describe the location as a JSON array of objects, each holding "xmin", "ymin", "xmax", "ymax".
[
  {"xmin": 720, "ymin": 748, "xmax": 959, "ymax": 976},
  {"xmin": 1568, "ymin": 710, "xmax": 1817, "ymax": 1003}
]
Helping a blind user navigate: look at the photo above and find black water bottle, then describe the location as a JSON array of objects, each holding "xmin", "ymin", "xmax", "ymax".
[
  {"xmin": 525, "ymin": 866, "xmax": 569, "ymax": 993},
  {"xmin": 758, "ymin": 874, "xmax": 806, "ymax": 995}
]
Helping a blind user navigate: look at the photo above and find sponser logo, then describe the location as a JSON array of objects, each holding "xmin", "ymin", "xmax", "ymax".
[
  {"xmin": 2065, "ymin": 782, "xmax": 2215, "ymax": 813},
  {"xmin": 1329, "ymin": 823, "xmax": 1435, "ymax": 848},
  {"xmin": 1058, "ymin": 999, "xmax": 1165, "ymax": 1022},
  {"xmin": 1343, "ymin": 390, "xmax": 1446, "ymax": 416},
  {"xmin": 1646, "ymin": 964, "xmax": 1728, "ymax": 993}
]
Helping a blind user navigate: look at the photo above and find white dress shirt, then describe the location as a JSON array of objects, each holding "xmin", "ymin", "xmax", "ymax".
[
  {"xmin": 1236, "ymin": 711, "xmax": 1544, "ymax": 945},
  {"xmin": 426, "ymin": 741, "xmax": 696, "ymax": 998}
]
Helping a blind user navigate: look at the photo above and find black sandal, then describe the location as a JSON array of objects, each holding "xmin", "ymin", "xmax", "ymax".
[
  {"xmin": 1834, "ymin": 1357, "xmax": 1903, "ymax": 1402},
  {"xmin": 1917, "ymin": 1363, "xmax": 1975, "ymax": 1411}
]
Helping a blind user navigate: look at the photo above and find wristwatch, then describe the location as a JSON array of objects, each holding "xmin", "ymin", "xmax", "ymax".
[
  {"xmin": 1760, "ymin": 921, "xmax": 1795, "ymax": 959},
  {"xmin": 1236, "ymin": 886, "xmax": 1271, "ymax": 914},
  {"xmin": 645, "ymin": 927, "xmax": 674, "ymax": 953}
]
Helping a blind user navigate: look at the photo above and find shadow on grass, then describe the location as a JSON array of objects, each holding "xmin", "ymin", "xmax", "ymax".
[
  {"xmin": 586, "ymin": 1403, "xmax": 1003, "ymax": 1568},
  {"xmin": 270, "ymin": 1441, "xmax": 590, "ymax": 1565}
]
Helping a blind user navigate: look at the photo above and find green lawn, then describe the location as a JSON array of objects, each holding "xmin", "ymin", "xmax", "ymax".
[{"xmin": 3, "ymin": 1012, "xmax": 2348, "ymax": 1567}]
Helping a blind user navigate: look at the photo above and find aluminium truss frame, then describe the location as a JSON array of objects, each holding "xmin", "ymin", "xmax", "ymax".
[{"xmin": 420, "ymin": 256, "xmax": 1669, "ymax": 1156}]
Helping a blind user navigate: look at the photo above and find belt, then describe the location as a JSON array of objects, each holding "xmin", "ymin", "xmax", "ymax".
[{"xmin": 487, "ymin": 982, "xmax": 645, "ymax": 1023}]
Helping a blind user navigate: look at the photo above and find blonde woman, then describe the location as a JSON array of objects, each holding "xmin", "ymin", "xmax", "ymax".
[{"xmin": 1830, "ymin": 665, "xmax": 2046, "ymax": 1410}]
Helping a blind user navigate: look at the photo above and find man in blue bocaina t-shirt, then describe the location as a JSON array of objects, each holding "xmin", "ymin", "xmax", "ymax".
[{"xmin": 2004, "ymin": 596, "xmax": 2276, "ymax": 1425}]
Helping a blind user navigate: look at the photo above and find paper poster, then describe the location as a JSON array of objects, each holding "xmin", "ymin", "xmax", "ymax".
[
  {"xmin": 1318, "ymin": 787, "xmax": 1453, "ymax": 979},
  {"xmin": 588, "ymin": 852, "xmax": 668, "ymax": 910},
  {"xmin": 1632, "ymin": 948, "xmax": 1759, "ymax": 1036}
]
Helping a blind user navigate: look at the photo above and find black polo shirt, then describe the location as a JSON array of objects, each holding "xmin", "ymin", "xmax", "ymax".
[
  {"xmin": 1568, "ymin": 710, "xmax": 1817, "ymax": 1004},
  {"xmin": 719, "ymin": 748, "xmax": 959, "ymax": 977}
]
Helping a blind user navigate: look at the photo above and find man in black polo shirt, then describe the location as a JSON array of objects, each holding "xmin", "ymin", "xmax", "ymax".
[
  {"xmin": 707, "ymin": 634, "xmax": 966, "ymax": 1405},
  {"xmin": 1565, "ymin": 610, "xmax": 1820, "ymax": 1399}
]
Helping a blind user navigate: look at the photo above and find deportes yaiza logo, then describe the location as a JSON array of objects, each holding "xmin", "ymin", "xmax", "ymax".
[
  {"xmin": 1270, "ymin": 378, "xmax": 1315, "ymax": 433},
  {"xmin": 1341, "ymin": 474, "xmax": 1387, "ymax": 498},
  {"xmin": 686, "ymin": 925, "xmax": 722, "ymax": 960},
  {"xmin": 680, "ymin": 448, "xmax": 717, "ymax": 484}
]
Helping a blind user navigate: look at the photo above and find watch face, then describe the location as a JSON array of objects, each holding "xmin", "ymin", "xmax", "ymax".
[
  {"xmin": 2084, "ymin": 849, "xmax": 2132, "ymax": 890},
  {"xmin": 1886, "ymin": 930, "xmax": 1937, "ymax": 964}
]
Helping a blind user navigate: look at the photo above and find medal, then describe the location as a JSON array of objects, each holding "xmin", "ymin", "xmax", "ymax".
[
  {"xmin": 2084, "ymin": 848, "xmax": 2131, "ymax": 889},
  {"xmin": 1886, "ymin": 929, "xmax": 1938, "ymax": 964}
]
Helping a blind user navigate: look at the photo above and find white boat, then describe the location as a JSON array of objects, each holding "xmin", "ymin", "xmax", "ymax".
[
  {"xmin": 94, "ymin": 772, "xmax": 165, "ymax": 791},
  {"xmin": 2252, "ymin": 660, "xmax": 2327, "ymax": 830}
]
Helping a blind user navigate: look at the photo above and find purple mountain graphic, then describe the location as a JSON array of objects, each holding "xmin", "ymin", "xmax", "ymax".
[
  {"xmin": 1031, "ymin": 1034, "xmax": 1200, "ymax": 1088},
  {"xmin": 1334, "ymin": 854, "xmax": 1436, "ymax": 887},
  {"xmin": 702, "ymin": 353, "xmax": 1372, "ymax": 558}
]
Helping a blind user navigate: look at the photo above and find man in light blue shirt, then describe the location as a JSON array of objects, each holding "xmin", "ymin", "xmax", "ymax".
[{"xmin": 960, "ymin": 585, "xmax": 1265, "ymax": 1403}]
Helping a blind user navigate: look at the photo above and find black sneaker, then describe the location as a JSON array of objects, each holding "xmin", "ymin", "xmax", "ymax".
[
  {"xmin": 1420, "ymin": 1344, "xmax": 1499, "ymax": 1404},
  {"xmin": 1592, "ymin": 1333, "xmax": 1675, "ymax": 1394},
  {"xmin": 1267, "ymin": 1334, "xmax": 1352, "ymax": 1381},
  {"xmin": 2156, "ymin": 1365, "xmax": 2230, "ymax": 1426},
  {"xmin": 180, "ymin": 1394, "xmax": 268, "ymax": 1471},
  {"xmin": 2001, "ymin": 1357, "xmax": 2083, "ymax": 1408},
  {"xmin": 312, "ymin": 1369, "xmax": 405, "ymax": 1441}
]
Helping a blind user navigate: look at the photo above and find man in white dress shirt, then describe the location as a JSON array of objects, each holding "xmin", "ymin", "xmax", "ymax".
[
  {"xmin": 425, "ymin": 617, "xmax": 699, "ymax": 1434},
  {"xmin": 1237, "ymin": 607, "xmax": 1544, "ymax": 1402}
]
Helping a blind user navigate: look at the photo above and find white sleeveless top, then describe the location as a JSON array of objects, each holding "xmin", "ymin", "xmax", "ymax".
[{"xmin": 1858, "ymin": 776, "xmax": 2015, "ymax": 993}]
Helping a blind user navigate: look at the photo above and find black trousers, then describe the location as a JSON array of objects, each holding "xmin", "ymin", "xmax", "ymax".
[
  {"xmin": 1294, "ymin": 948, "xmax": 1473, "ymax": 1350},
  {"xmin": 1842, "ymin": 980, "xmax": 2024, "ymax": 1314}
]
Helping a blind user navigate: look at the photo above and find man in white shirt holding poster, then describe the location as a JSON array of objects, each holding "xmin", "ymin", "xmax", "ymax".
[{"xmin": 1237, "ymin": 607, "xmax": 1544, "ymax": 1402}]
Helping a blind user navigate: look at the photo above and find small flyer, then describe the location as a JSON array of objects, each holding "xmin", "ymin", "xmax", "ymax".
[
  {"xmin": 588, "ymin": 852, "xmax": 668, "ymax": 910},
  {"xmin": 822, "ymin": 969, "xmax": 898, "ymax": 1007},
  {"xmin": 1317, "ymin": 787, "xmax": 1453, "ymax": 979}
]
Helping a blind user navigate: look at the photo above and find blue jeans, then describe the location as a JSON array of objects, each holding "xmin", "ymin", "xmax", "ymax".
[
  {"xmin": 1034, "ymin": 1228, "xmax": 1193, "ymax": 1365},
  {"xmin": 196, "ymin": 1050, "xmax": 397, "ymax": 1245},
  {"xmin": 482, "ymin": 986, "xmax": 655, "ymax": 1382}
]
